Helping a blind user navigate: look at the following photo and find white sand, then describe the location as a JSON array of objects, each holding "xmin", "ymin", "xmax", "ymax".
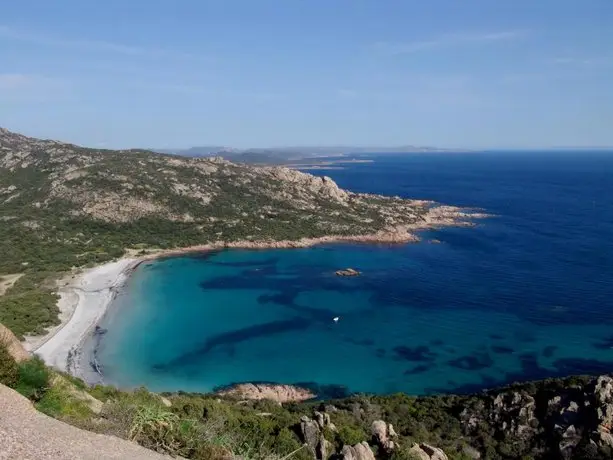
[{"xmin": 30, "ymin": 259, "xmax": 138, "ymax": 374}]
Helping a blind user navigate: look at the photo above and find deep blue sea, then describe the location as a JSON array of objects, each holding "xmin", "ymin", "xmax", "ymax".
[{"xmin": 96, "ymin": 151, "xmax": 613, "ymax": 396}]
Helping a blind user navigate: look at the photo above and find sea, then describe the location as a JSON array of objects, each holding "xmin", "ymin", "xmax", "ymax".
[{"xmin": 94, "ymin": 151, "xmax": 613, "ymax": 397}]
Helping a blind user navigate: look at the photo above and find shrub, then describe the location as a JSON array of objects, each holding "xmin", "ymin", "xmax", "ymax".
[
  {"xmin": 335, "ymin": 424, "xmax": 367, "ymax": 447},
  {"xmin": 36, "ymin": 385, "xmax": 93, "ymax": 420},
  {"xmin": 15, "ymin": 356, "xmax": 50, "ymax": 401},
  {"xmin": 0, "ymin": 343, "xmax": 19, "ymax": 387}
]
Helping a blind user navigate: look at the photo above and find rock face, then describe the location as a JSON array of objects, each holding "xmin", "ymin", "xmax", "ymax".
[
  {"xmin": 458, "ymin": 375, "xmax": 613, "ymax": 459},
  {"xmin": 371, "ymin": 420, "xmax": 397, "ymax": 453},
  {"xmin": 408, "ymin": 443, "xmax": 449, "ymax": 460},
  {"xmin": 340, "ymin": 442, "xmax": 375, "ymax": 460},
  {"xmin": 300, "ymin": 415, "xmax": 332, "ymax": 460},
  {"xmin": 0, "ymin": 322, "xmax": 30, "ymax": 363},
  {"xmin": 216, "ymin": 383, "xmax": 315, "ymax": 403},
  {"xmin": 335, "ymin": 268, "xmax": 361, "ymax": 277}
]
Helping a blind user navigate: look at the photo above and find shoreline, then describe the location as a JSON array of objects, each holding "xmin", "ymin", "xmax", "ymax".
[
  {"xmin": 28, "ymin": 205, "xmax": 488, "ymax": 383},
  {"xmin": 29, "ymin": 259, "xmax": 140, "ymax": 378}
]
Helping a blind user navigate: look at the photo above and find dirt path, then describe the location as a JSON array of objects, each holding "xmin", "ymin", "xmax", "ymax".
[{"xmin": 0, "ymin": 384, "xmax": 175, "ymax": 460}]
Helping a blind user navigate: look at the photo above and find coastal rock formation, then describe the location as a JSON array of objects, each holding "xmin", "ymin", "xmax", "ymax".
[
  {"xmin": 408, "ymin": 443, "xmax": 449, "ymax": 460},
  {"xmin": 0, "ymin": 126, "xmax": 484, "ymax": 268},
  {"xmin": 216, "ymin": 383, "xmax": 315, "ymax": 403},
  {"xmin": 371, "ymin": 420, "xmax": 398, "ymax": 453},
  {"xmin": 335, "ymin": 268, "xmax": 361, "ymax": 277},
  {"xmin": 340, "ymin": 442, "xmax": 375, "ymax": 460},
  {"xmin": 0, "ymin": 322, "xmax": 30, "ymax": 363}
]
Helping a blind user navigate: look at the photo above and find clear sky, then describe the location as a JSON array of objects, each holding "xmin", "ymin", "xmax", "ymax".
[{"xmin": 1, "ymin": 0, "xmax": 612, "ymax": 149}]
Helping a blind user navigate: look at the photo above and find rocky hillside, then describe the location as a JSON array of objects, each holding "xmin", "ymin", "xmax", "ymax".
[
  {"xmin": 0, "ymin": 127, "xmax": 473, "ymax": 270},
  {"xmin": 0, "ymin": 127, "xmax": 478, "ymax": 338}
]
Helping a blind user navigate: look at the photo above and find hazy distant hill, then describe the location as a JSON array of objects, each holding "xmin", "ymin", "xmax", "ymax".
[{"xmin": 156, "ymin": 145, "xmax": 449, "ymax": 164}]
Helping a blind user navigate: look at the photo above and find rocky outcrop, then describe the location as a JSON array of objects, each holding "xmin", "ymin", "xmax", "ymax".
[
  {"xmin": 408, "ymin": 443, "xmax": 449, "ymax": 460},
  {"xmin": 340, "ymin": 442, "xmax": 375, "ymax": 460},
  {"xmin": 300, "ymin": 415, "xmax": 332, "ymax": 460},
  {"xmin": 371, "ymin": 420, "xmax": 397, "ymax": 453},
  {"xmin": 0, "ymin": 323, "xmax": 30, "ymax": 363},
  {"xmin": 335, "ymin": 268, "xmax": 360, "ymax": 277},
  {"xmin": 216, "ymin": 383, "xmax": 315, "ymax": 403}
]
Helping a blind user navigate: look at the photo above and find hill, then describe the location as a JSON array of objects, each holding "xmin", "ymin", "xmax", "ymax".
[{"xmin": 0, "ymin": 127, "xmax": 472, "ymax": 338}]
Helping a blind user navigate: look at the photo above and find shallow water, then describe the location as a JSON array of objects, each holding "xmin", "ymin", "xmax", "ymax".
[{"xmin": 96, "ymin": 151, "xmax": 613, "ymax": 396}]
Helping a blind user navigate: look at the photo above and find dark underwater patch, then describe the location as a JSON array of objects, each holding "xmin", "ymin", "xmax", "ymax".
[
  {"xmin": 208, "ymin": 257, "xmax": 279, "ymax": 268},
  {"xmin": 593, "ymin": 336, "xmax": 613, "ymax": 350},
  {"xmin": 448, "ymin": 352, "xmax": 493, "ymax": 371},
  {"xmin": 393, "ymin": 345, "xmax": 437, "ymax": 362},
  {"xmin": 345, "ymin": 338, "xmax": 374, "ymax": 347},
  {"xmin": 375, "ymin": 348, "xmax": 386, "ymax": 358},
  {"xmin": 184, "ymin": 250, "xmax": 221, "ymax": 261},
  {"xmin": 491, "ymin": 345, "xmax": 514, "ymax": 355},
  {"xmin": 490, "ymin": 334, "xmax": 504, "ymax": 340},
  {"xmin": 404, "ymin": 365, "xmax": 431, "ymax": 375},
  {"xmin": 294, "ymin": 382, "xmax": 351, "ymax": 400},
  {"xmin": 153, "ymin": 317, "xmax": 310, "ymax": 371},
  {"xmin": 430, "ymin": 339, "xmax": 444, "ymax": 346},
  {"xmin": 542, "ymin": 345, "xmax": 558, "ymax": 357}
]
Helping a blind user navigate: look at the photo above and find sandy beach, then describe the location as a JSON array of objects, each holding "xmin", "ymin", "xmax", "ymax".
[{"xmin": 28, "ymin": 259, "xmax": 139, "ymax": 376}]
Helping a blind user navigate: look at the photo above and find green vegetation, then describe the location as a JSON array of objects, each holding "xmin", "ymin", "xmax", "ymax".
[
  {"xmin": 3, "ymin": 340, "xmax": 613, "ymax": 459},
  {"xmin": 0, "ymin": 343, "xmax": 19, "ymax": 386},
  {"xmin": 13, "ymin": 356, "xmax": 51, "ymax": 401}
]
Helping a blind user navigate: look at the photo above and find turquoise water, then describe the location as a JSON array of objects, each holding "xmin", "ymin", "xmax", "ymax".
[{"xmin": 95, "ymin": 152, "xmax": 613, "ymax": 396}]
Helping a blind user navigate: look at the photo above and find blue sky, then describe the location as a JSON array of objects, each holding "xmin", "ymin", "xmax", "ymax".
[{"xmin": 1, "ymin": 0, "xmax": 612, "ymax": 149}]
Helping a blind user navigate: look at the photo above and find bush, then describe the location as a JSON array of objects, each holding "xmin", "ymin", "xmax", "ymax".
[
  {"xmin": 335, "ymin": 424, "xmax": 367, "ymax": 447},
  {"xmin": 15, "ymin": 356, "xmax": 50, "ymax": 401},
  {"xmin": 0, "ymin": 343, "xmax": 19, "ymax": 387},
  {"xmin": 36, "ymin": 385, "xmax": 93, "ymax": 420}
]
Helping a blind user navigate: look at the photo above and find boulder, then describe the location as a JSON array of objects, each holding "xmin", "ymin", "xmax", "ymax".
[
  {"xmin": 341, "ymin": 442, "xmax": 375, "ymax": 460},
  {"xmin": 216, "ymin": 383, "xmax": 315, "ymax": 403},
  {"xmin": 490, "ymin": 391, "xmax": 537, "ymax": 437},
  {"xmin": 0, "ymin": 322, "xmax": 30, "ymax": 363},
  {"xmin": 335, "ymin": 268, "xmax": 361, "ymax": 277},
  {"xmin": 408, "ymin": 443, "xmax": 449, "ymax": 460},
  {"xmin": 371, "ymin": 420, "xmax": 397, "ymax": 452},
  {"xmin": 300, "ymin": 415, "xmax": 332, "ymax": 460}
]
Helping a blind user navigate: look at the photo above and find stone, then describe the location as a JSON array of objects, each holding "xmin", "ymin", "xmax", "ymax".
[
  {"xmin": 409, "ymin": 443, "xmax": 449, "ymax": 460},
  {"xmin": 371, "ymin": 420, "xmax": 397, "ymax": 452},
  {"xmin": 300, "ymin": 417, "xmax": 322, "ymax": 457},
  {"xmin": 0, "ymin": 323, "xmax": 30, "ymax": 363},
  {"xmin": 335, "ymin": 268, "xmax": 361, "ymax": 277},
  {"xmin": 341, "ymin": 442, "xmax": 375, "ymax": 460},
  {"xmin": 300, "ymin": 415, "xmax": 332, "ymax": 460},
  {"xmin": 216, "ymin": 383, "xmax": 315, "ymax": 403},
  {"xmin": 462, "ymin": 446, "xmax": 481, "ymax": 459}
]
